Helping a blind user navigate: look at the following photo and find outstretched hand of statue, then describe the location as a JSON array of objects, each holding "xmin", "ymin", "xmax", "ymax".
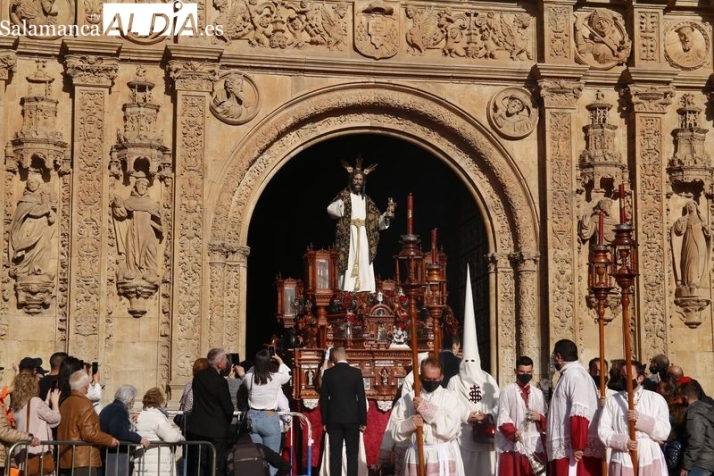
[{"xmin": 385, "ymin": 197, "xmax": 396, "ymax": 218}]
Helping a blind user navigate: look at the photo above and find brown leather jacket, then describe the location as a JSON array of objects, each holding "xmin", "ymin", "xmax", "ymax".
[{"xmin": 57, "ymin": 391, "xmax": 115, "ymax": 468}]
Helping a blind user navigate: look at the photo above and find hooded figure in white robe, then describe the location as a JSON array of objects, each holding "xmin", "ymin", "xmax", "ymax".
[{"xmin": 447, "ymin": 266, "xmax": 500, "ymax": 475}]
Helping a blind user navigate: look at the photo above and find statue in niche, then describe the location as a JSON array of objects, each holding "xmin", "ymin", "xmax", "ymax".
[
  {"xmin": 672, "ymin": 200, "xmax": 711, "ymax": 293},
  {"xmin": 578, "ymin": 198, "xmax": 618, "ymax": 246},
  {"xmin": 111, "ymin": 172, "xmax": 163, "ymax": 286},
  {"xmin": 9, "ymin": 173, "xmax": 56, "ymax": 279},
  {"xmin": 574, "ymin": 9, "xmax": 631, "ymax": 69},
  {"xmin": 380, "ymin": 367, "xmax": 390, "ymax": 386}
]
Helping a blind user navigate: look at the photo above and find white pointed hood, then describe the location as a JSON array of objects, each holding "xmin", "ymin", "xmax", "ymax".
[{"xmin": 447, "ymin": 265, "xmax": 500, "ymax": 415}]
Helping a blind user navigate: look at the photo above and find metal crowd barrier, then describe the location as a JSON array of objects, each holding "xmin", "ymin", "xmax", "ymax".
[{"xmin": 7, "ymin": 439, "xmax": 216, "ymax": 476}]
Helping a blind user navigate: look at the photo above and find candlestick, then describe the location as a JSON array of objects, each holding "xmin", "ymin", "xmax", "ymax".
[
  {"xmin": 619, "ymin": 184, "xmax": 626, "ymax": 224},
  {"xmin": 432, "ymin": 228, "xmax": 438, "ymax": 263},
  {"xmin": 407, "ymin": 193, "xmax": 413, "ymax": 235},
  {"xmin": 598, "ymin": 210, "xmax": 604, "ymax": 245}
]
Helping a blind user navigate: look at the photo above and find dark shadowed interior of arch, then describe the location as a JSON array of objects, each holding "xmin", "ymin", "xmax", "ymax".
[{"xmin": 246, "ymin": 133, "xmax": 492, "ymax": 370}]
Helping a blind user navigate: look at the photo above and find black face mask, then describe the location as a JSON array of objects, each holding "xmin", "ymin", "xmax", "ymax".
[
  {"xmin": 631, "ymin": 379, "xmax": 639, "ymax": 390},
  {"xmin": 517, "ymin": 374, "xmax": 532, "ymax": 385},
  {"xmin": 420, "ymin": 378, "xmax": 440, "ymax": 393}
]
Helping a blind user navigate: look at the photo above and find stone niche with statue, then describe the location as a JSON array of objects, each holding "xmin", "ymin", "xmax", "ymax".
[{"xmin": 276, "ymin": 239, "xmax": 459, "ymax": 411}]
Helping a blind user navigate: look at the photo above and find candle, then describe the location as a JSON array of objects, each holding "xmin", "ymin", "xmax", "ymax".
[
  {"xmin": 407, "ymin": 193, "xmax": 413, "ymax": 234},
  {"xmin": 598, "ymin": 210, "xmax": 604, "ymax": 245},
  {"xmin": 396, "ymin": 259, "xmax": 400, "ymax": 283},
  {"xmin": 432, "ymin": 228, "xmax": 438, "ymax": 263},
  {"xmin": 619, "ymin": 184, "xmax": 626, "ymax": 224}
]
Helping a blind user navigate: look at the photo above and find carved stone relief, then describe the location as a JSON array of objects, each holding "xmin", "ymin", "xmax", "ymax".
[
  {"xmin": 667, "ymin": 94, "xmax": 712, "ymax": 190},
  {"xmin": 405, "ymin": 8, "xmax": 533, "ymax": 61},
  {"xmin": 210, "ymin": 72, "xmax": 260, "ymax": 125},
  {"xmin": 664, "ymin": 21, "xmax": 710, "ymax": 71},
  {"xmin": 487, "ymin": 87, "xmax": 538, "ymax": 140},
  {"xmin": 574, "ymin": 8, "xmax": 631, "ymax": 69},
  {"xmin": 5, "ymin": 61, "xmax": 67, "ymax": 314},
  {"xmin": 637, "ymin": 11, "xmax": 660, "ymax": 64},
  {"xmin": 355, "ymin": 0, "xmax": 398, "ymax": 59},
  {"xmin": 212, "ymin": 0, "xmax": 348, "ymax": 50},
  {"xmin": 546, "ymin": 5, "xmax": 571, "ymax": 61},
  {"xmin": 9, "ymin": 0, "xmax": 76, "ymax": 38}
]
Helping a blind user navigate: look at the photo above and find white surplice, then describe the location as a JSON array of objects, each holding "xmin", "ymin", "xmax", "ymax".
[
  {"xmin": 598, "ymin": 388, "xmax": 670, "ymax": 476},
  {"xmin": 546, "ymin": 361, "xmax": 604, "ymax": 462},
  {"xmin": 392, "ymin": 387, "xmax": 466, "ymax": 476},
  {"xmin": 495, "ymin": 382, "xmax": 547, "ymax": 456}
]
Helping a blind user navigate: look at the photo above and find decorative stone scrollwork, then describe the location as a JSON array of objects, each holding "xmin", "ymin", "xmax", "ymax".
[
  {"xmin": 487, "ymin": 87, "xmax": 538, "ymax": 140},
  {"xmin": 0, "ymin": 52, "xmax": 17, "ymax": 81},
  {"xmin": 65, "ymin": 55, "xmax": 118, "ymax": 88},
  {"xmin": 168, "ymin": 61, "xmax": 218, "ymax": 93},
  {"xmin": 537, "ymin": 79, "xmax": 583, "ymax": 109},
  {"xmin": 376, "ymin": 400, "xmax": 393, "ymax": 412},
  {"xmin": 404, "ymin": 8, "xmax": 533, "ymax": 61},
  {"xmin": 573, "ymin": 8, "xmax": 631, "ymax": 69},
  {"xmin": 664, "ymin": 21, "xmax": 710, "ymax": 71},
  {"xmin": 354, "ymin": 0, "xmax": 398, "ymax": 59},
  {"xmin": 624, "ymin": 85, "xmax": 673, "ymax": 114},
  {"xmin": 579, "ymin": 90, "xmax": 626, "ymax": 192},
  {"xmin": 210, "ymin": 72, "xmax": 260, "ymax": 125},
  {"xmin": 212, "ymin": 0, "xmax": 348, "ymax": 50}
]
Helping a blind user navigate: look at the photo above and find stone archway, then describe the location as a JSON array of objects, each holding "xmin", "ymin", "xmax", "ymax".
[{"xmin": 206, "ymin": 81, "xmax": 541, "ymax": 383}]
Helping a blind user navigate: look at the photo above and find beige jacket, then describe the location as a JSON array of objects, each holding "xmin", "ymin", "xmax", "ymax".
[{"xmin": 0, "ymin": 404, "xmax": 32, "ymax": 468}]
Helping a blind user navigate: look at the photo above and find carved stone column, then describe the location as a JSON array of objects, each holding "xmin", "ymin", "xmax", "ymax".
[
  {"xmin": 226, "ymin": 245, "xmax": 250, "ymax": 358},
  {"xmin": 167, "ymin": 46, "xmax": 220, "ymax": 384},
  {"xmin": 509, "ymin": 251, "xmax": 541, "ymax": 381},
  {"xmin": 627, "ymin": 4, "xmax": 666, "ymax": 66},
  {"xmin": 64, "ymin": 42, "xmax": 119, "ymax": 369},
  {"xmin": 488, "ymin": 252, "xmax": 516, "ymax": 387},
  {"xmin": 0, "ymin": 44, "xmax": 16, "ymax": 371},
  {"xmin": 623, "ymin": 78, "xmax": 675, "ymax": 360},
  {"xmin": 536, "ymin": 71, "xmax": 585, "ymax": 352}
]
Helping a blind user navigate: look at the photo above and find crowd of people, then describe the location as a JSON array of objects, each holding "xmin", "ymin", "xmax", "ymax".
[{"xmin": 0, "ymin": 337, "xmax": 712, "ymax": 476}]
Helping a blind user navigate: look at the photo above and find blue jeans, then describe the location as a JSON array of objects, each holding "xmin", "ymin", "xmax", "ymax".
[
  {"xmin": 248, "ymin": 409, "xmax": 282, "ymax": 476},
  {"xmin": 690, "ymin": 468, "xmax": 714, "ymax": 476}
]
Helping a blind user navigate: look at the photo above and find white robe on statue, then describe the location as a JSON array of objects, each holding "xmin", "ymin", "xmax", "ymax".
[
  {"xmin": 327, "ymin": 193, "xmax": 389, "ymax": 293},
  {"xmin": 447, "ymin": 369, "xmax": 499, "ymax": 475},
  {"xmin": 598, "ymin": 388, "xmax": 670, "ymax": 476},
  {"xmin": 392, "ymin": 387, "xmax": 466, "ymax": 476}
]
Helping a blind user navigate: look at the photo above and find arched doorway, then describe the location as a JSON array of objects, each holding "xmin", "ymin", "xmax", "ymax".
[
  {"xmin": 206, "ymin": 82, "xmax": 540, "ymax": 383},
  {"xmin": 245, "ymin": 133, "xmax": 492, "ymax": 370}
]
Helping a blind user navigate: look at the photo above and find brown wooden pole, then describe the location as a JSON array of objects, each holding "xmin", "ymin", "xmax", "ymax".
[
  {"xmin": 621, "ymin": 286, "xmax": 638, "ymax": 476},
  {"xmin": 406, "ymin": 267, "xmax": 425, "ymax": 476},
  {"xmin": 597, "ymin": 307, "xmax": 608, "ymax": 476}
]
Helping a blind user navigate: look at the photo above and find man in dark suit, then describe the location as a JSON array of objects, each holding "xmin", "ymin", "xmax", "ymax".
[
  {"xmin": 187, "ymin": 348, "xmax": 235, "ymax": 476},
  {"xmin": 320, "ymin": 347, "xmax": 367, "ymax": 476}
]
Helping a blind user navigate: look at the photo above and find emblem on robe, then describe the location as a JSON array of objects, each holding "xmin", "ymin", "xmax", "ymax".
[
  {"xmin": 354, "ymin": 0, "xmax": 399, "ymax": 59},
  {"xmin": 468, "ymin": 384, "xmax": 483, "ymax": 403}
]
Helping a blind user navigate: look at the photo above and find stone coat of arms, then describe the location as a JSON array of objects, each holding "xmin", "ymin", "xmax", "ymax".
[{"xmin": 354, "ymin": 0, "xmax": 399, "ymax": 59}]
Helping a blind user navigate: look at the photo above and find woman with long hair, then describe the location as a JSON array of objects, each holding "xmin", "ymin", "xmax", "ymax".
[
  {"xmin": 242, "ymin": 349, "xmax": 290, "ymax": 474},
  {"xmin": 12, "ymin": 371, "xmax": 61, "ymax": 475},
  {"xmin": 133, "ymin": 388, "xmax": 184, "ymax": 476},
  {"xmin": 58, "ymin": 357, "xmax": 102, "ymax": 412}
]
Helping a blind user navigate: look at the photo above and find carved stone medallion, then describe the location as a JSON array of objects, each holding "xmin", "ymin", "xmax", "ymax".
[
  {"xmin": 573, "ymin": 8, "xmax": 631, "ymax": 70},
  {"xmin": 210, "ymin": 72, "xmax": 260, "ymax": 125},
  {"xmin": 664, "ymin": 21, "xmax": 710, "ymax": 71},
  {"xmin": 488, "ymin": 87, "xmax": 538, "ymax": 140},
  {"xmin": 9, "ymin": 0, "xmax": 76, "ymax": 39},
  {"xmin": 354, "ymin": 0, "xmax": 399, "ymax": 59}
]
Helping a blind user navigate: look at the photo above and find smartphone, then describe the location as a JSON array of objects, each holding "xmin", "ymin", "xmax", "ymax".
[
  {"xmin": 268, "ymin": 346, "xmax": 275, "ymax": 356},
  {"xmin": 91, "ymin": 362, "xmax": 99, "ymax": 374},
  {"xmin": 229, "ymin": 353, "xmax": 240, "ymax": 366}
]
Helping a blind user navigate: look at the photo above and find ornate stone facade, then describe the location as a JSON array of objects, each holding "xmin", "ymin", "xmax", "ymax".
[{"xmin": 0, "ymin": 0, "xmax": 713, "ymax": 397}]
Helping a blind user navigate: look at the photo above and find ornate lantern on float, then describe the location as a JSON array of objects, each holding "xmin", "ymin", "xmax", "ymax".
[
  {"xmin": 304, "ymin": 247, "xmax": 338, "ymax": 347},
  {"xmin": 274, "ymin": 275, "xmax": 303, "ymax": 328}
]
